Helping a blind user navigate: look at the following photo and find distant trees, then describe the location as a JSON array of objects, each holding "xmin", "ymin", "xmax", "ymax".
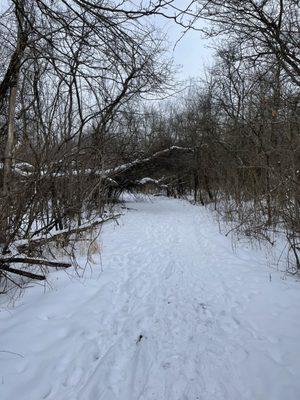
[
  {"xmin": 150, "ymin": 0, "xmax": 299, "ymax": 271},
  {"xmin": 137, "ymin": 45, "xmax": 299, "ymax": 270},
  {"xmin": 118, "ymin": 0, "xmax": 300, "ymax": 270}
]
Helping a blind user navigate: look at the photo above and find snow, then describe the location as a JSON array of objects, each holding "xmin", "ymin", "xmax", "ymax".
[
  {"xmin": 137, "ymin": 177, "xmax": 160, "ymax": 185},
  {"xmin": 1, "ymin": 196, "xmax": 300, "ymax": 400}
]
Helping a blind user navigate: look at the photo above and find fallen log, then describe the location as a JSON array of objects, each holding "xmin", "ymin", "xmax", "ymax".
[
  {"xmin": 0, "ymin": 214, "xmax": 121, "ymax": 286},
  {"xmin": 0, "ymin": 257, "xmax": 71, "ymax": 269},
  {"xmin": 16, "ymin": 214, "xmax": 121, "ymax": 253},
  {"xmin": 1, "ymin": 146, "xmax": 193, "ymax": 181},
  {"xmin": 0, "ymin": 265, "xmax": 46, "ymax": 280},
  {"xmin": 100, "ymin": 146, "xmax": 194, "ymax": 182}
]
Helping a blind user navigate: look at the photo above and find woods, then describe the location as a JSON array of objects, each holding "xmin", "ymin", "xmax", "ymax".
[
  {"xmin": 0, "ymin": 0, "xmax": 178, "ymax": 289},
  {"xmin": 0, "ymin": 0, "xmax": 299, "ymax": 292}
]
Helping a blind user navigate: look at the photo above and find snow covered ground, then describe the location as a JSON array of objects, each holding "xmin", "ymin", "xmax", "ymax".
[{"xmin": 1, "ymin": 196, "xmax": 300, "ymax": 400}]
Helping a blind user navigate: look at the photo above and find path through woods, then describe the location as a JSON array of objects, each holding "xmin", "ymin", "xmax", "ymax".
[{"xmin": 1, "ymin": 196, "xmax": 300, "ymax": 400}]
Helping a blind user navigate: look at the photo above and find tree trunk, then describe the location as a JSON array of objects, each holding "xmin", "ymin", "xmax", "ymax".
[
  {"xmin": 3, "ymin": 86, "xmax": 18, "ymax": 196},
  {"xmin": 2, "ymin": 0, "xmax": 27, "ymax": 196}
]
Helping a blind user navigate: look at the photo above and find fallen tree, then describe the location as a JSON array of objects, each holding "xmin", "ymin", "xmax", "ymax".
[
  {"xmin": 0, "ymin": 214, "xmax": 121, "ymax": 290},
  {"xmin": 0, "ymin": 257, "xmax": 71, "ymax": 269},
  {"xmin": 1, "ymin": 146, "xmax": 193, "ymax": 181},
  {"xmin": 0, "ymin": 265, "xmax": 46, "ymax": 281},
  {"xmin": 16, "ymin": 214, "xmax": 121, "ymax": 254},
  {"xmin": 0, "ymin": 146, "xmax": 193, "ymax": 291},
  {"xmin": 104, "ymin": 146, "xmax": 194, "ymax": 193}
]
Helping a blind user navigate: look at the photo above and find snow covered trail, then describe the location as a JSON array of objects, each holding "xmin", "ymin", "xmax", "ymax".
[{"xmin": 1, "ymin": 196, "xmax": 300, "ymax": 400}]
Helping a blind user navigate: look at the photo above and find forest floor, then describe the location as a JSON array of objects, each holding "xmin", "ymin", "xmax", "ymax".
[{"xmin": 1, "ymin": 195, "xmax": 300, "ymax": 400}]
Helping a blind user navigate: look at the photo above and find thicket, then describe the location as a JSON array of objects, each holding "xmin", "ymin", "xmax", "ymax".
[{"xmin": 0, "ymin": 1, "xmax": 299, "ymax": 293}]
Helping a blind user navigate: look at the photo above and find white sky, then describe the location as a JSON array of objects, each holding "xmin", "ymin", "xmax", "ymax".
[
  {"xmin": 163, "ymin": 21, "xmax": 214, "ymax": 81},
  {"xmin": 146, "ymin": 0, "xmax": 215, "ymax": 82}
]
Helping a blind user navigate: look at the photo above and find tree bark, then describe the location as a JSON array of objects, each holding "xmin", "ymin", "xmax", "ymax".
[
  {"xmin": 2, "ymin": 0, "xmax": 27, "ymax": 196},
  {"xmin": 3, "ymin": 86, "xmax": 18, "ymax": 196}
]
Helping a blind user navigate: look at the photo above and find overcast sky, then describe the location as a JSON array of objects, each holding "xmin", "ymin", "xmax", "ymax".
[
  {"xmin": 150, "ymin": 4, "xmax": 215, "ymax": 82},
  {"xmin": 167, "ymin": 25, "xmax": 214, "ymax": 81}
]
